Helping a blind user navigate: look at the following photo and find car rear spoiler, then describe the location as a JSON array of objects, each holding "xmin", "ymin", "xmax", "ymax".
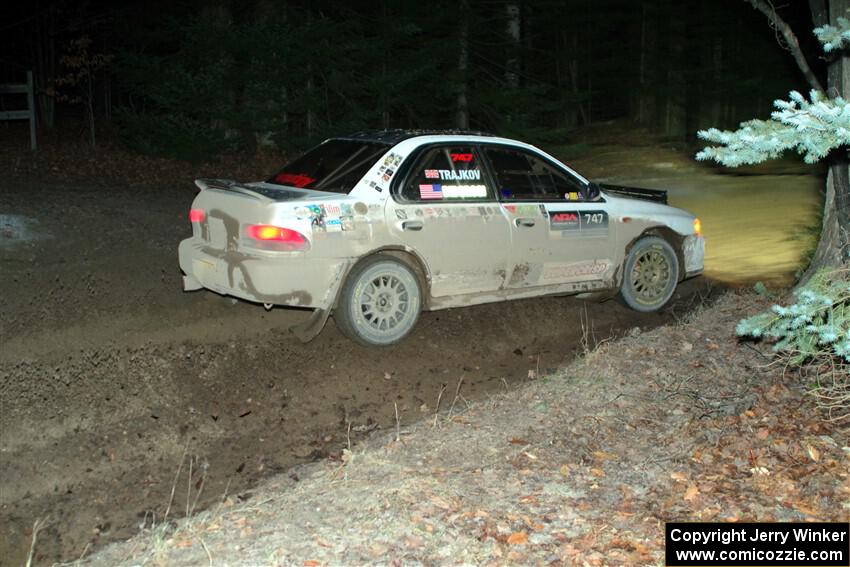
[{"xmin": 597, "ymin": 183, "xmax": 668, "ymax": 205}]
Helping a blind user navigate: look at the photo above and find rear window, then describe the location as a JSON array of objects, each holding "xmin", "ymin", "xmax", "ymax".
[{"xmin": 268, "ymin": 139, "xmax": 389, "ymax": 194}]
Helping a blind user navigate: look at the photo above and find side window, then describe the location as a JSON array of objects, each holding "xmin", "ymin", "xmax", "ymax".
[
  {"xmin": 400, "ymin": 146, "xmax": 491, "ymax": 202},
  {"xmin": 484, "ymin": 147, "xmax": 586, "ymax": 202}
]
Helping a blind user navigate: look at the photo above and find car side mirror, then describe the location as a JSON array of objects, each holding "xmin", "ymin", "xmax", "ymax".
[{"xmin": 585, "ymin": 182, "xmax": 601, "ymax": 201}]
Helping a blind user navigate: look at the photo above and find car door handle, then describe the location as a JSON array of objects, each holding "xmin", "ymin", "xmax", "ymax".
[
  {"xmin": 514, "ymin": 218, "xmax": 536, "ymax": 227},
  {"xmin": 402, "ymin": 220, "xmax": 424, "ymax": 231}
]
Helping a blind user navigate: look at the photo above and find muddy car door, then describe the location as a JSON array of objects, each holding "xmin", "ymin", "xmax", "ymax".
[
  {"xmin": 482, "ymin": 145, "xmax": 616, "ymax": 289},
  {"xmin": 386, "ymin": 145, "xmax": 510, "ymax": 297}
]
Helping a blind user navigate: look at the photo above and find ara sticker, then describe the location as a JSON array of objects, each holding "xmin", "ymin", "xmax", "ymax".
[
  {"xmin": 548, "ymin": 210, "xmax": 608, "ymax": 231},
  {"xmin": 549, "ymin": 211, "xmax": 580, "ymax": 230},
  {"xmin": 451, "ymin": 152, "xmax": 473, "ymax": 162}
]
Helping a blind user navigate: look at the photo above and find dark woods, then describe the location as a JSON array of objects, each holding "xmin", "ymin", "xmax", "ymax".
[{"xmin": 1, "ymin": 0, "xmax": 814, "ymax": 160}]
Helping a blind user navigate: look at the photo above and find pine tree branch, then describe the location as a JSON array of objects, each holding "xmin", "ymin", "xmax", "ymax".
[{"xmin": 746, "ymin": 0, "xmax": 825, "ymax": 93}]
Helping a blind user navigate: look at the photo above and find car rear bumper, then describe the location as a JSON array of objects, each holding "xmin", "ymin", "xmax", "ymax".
[{"xmin": 178, "ymin": 238, "xmax": 349, "ymax": 309}]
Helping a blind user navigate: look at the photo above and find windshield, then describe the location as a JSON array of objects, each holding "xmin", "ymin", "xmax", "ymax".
[{"xmin": 268, "ymin": 139, "xmax": 390, "ymax": 194}]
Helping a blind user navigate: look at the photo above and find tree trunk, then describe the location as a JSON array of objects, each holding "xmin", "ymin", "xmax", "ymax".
[
  {"xmin": 505, "ymin": 3, "xmax": 520, "ymax": 90},
  {"xmin": 33, "ymin": 8, "xmax": 56, "ymax": 130},
  {"xmin": 456, "ymin": 0, "xmax": 470, "ymax": 129},
  {"xmin": 664, "ymin": 1, "xmax": 687, "ymax": 137},
  {"xmin": 802, "ymin": 0, "xmax": 850, "ymax": 278},
  {"xmin": 637, "ymin": 2, "xmax": 657, "ymax": 125}
]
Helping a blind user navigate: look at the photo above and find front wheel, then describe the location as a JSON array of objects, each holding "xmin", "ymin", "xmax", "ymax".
[
  {"xmin": 619, "ymin": 236, "xmax": 679, "ymax": 312},
  {"xmin": 334, "ymin": 255, "xmax": 422, "ymax": 346}
]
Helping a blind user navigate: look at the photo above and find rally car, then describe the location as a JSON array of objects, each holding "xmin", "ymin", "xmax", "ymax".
[{"xmin": 178, "ymin": 130, "xmax": 704, "ymax": 346}]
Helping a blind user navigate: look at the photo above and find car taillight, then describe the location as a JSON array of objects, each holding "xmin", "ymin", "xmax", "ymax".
[
  {"xmin": 244, "ymin": 224, "xmax": 309, "ymax": 251},
  {"xmin": 693, "ymin": 218, "xmax": 702, "ymax": 236},
  {"xmin": 189, "ymin": 208, "xmax": 206, "ymax": 223}
]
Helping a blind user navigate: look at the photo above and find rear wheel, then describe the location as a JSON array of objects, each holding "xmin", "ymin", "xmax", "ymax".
[
  {"xmin": 334, "ymin": 255, "xmax": 422, "ymax": 346},
  {"xmin": 619, "ymin": 236, "xmax": 679, "ymax": 312}
]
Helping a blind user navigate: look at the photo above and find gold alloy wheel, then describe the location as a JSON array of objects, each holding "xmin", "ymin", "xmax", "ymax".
[{"xmin": 630, "ymin": 247, "xmax": 673, "ymax": 306}]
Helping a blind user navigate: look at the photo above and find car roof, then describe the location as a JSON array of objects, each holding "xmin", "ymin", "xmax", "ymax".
[{"xmin": 334, "ymin": 129, "xmax": 497, "ymax": 146}]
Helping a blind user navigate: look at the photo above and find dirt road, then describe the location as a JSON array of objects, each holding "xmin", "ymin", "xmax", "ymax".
[{"xmin": 0, "ymin": 179, "xmax": 720, "ymax": 565}]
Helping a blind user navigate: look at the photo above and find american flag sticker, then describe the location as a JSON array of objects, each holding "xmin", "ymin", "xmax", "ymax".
[
  {"xmin": 424, "ymin": 169, "xmax": 439, "ymax": 179},
  {"xmin": 419, "ymin": 184, "xmax": 443, "ymax": 199}
]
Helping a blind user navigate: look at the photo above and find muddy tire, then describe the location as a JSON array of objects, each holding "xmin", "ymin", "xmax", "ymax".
[
  {"xmin": 619, "ymin": 236, "xmax": 679, "ymax": 312},
  {"xmin": 334, "ymin": 255, "xmax": 422, "ymax": 346}
]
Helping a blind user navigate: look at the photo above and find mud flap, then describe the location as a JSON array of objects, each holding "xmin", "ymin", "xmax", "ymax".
[
  {"xmin": 290, "ymin": 307, "xmax": 333, "ymax": 343},
  {"xmin": 288, "ymin": 260, "xmax": 352, "ymax": 343}
]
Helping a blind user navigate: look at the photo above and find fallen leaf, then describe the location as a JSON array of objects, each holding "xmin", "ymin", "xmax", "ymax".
[
  {"xmin": 590, "ymin": 467, "xmax": 606, "ymax": 477},
  {"xmin": 507, "ymin": 531, "xmax": 528, "ymax": 545},
  {"xmin": 670, "ymin": 471, "xmax": 688, "ymax": 483},
  {"xmin": 559, "ymin": 464, "xmax": 571, "ymax": 477},
  {"xmin": 303, "ymin": 561, "xmax": 322, "ymax": 567},
  {"xmin": 684, "ymin": 485, "xmax": 700, "ymax": 501},
  {"xmin": 806, "ymin": 444, "xmax": 820, "ymax": 462}
]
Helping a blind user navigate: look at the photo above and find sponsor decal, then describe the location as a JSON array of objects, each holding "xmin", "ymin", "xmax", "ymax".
[
  {"xmin": 415, "ymin": 209, "xmax": 424, "ymax": 217},
  {"xmin": 395, "ymin": 209, "xmax": 408, "ymax": 220},
  {"xmin": 542, "ymin": 260, "xmax": 611, "ymax": 281},
  {"xmin": 451, "ymin": 152, "xmax": 473, "ymax": 162},
  {"xmin": 503, "ymin": 204, "xmax": 517, "ymax": 214},
  {"xmin": 548, "ymin": 210, "xmax": 609, "ymax": 232},
  {"xmin": 322, "ymin": 203, "xmax": 341, "ymax": 216},
  {"xmin": 419, "ymin": 183, "xmax": 443, "ymax": 200},
  {"xmin": 368, "ymin": 180, "xmax": 382, "ymax": 192},
  {"xmin": 354, "ymin": 202, "xmax": 369, "ymax": 215},
  {"xmin": 325, "ymin": 217, "xmax": 343, "ymax": 232},
  {"xmin": 382, "ymin": 169, "xmax": 394, "ymax": 183},
  {"xmin": 425, "ymin": 169, "xmax": 440, "ymax": 179},
  {"xmin": 341, "ymin": 216, "xmax": 354, "ymax": 231},
  {"xmin": 340, "ymin": 203, "xmax": 352, "ymax": 215},
  {"xmin": 383, "ymin": 153, "xmax": 402, "ymax": 168},
  {"xmin": 274, "ymin": 172, "xmax": 315, "ymax": 187},
  {"xmin": 441, "ymin": 184, "xmax": 487, "ymax": 199},
  {"xmin": 549, "ymin": 211, "xmax": 580, "ymax": 230},
  {"xmin": 435, "ymin": 169, "xmax": 481, "ymax": 181},
  {"xmin": 565, "ymin": 191, "xmax": 580, "ymax": 201}
]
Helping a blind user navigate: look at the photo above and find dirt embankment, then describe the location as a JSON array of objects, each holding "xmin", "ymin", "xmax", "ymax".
[
  {"xmin": 0, "ymin": 179, "xmax": 715, "ymax": 566},
  {"xmin": 85, "ymin": 292, "xmax": 850, "ymax": 566}
]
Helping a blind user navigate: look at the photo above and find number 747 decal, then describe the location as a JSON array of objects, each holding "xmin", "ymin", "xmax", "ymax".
[{"xmin": 548, "ymin": 210, "xmax": 608, "ymax": 231}]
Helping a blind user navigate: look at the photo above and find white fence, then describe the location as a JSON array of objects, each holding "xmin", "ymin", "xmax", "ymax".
[{"xmin": 0, "ymin": 71, "xmax": 37, "ymax": 150}]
